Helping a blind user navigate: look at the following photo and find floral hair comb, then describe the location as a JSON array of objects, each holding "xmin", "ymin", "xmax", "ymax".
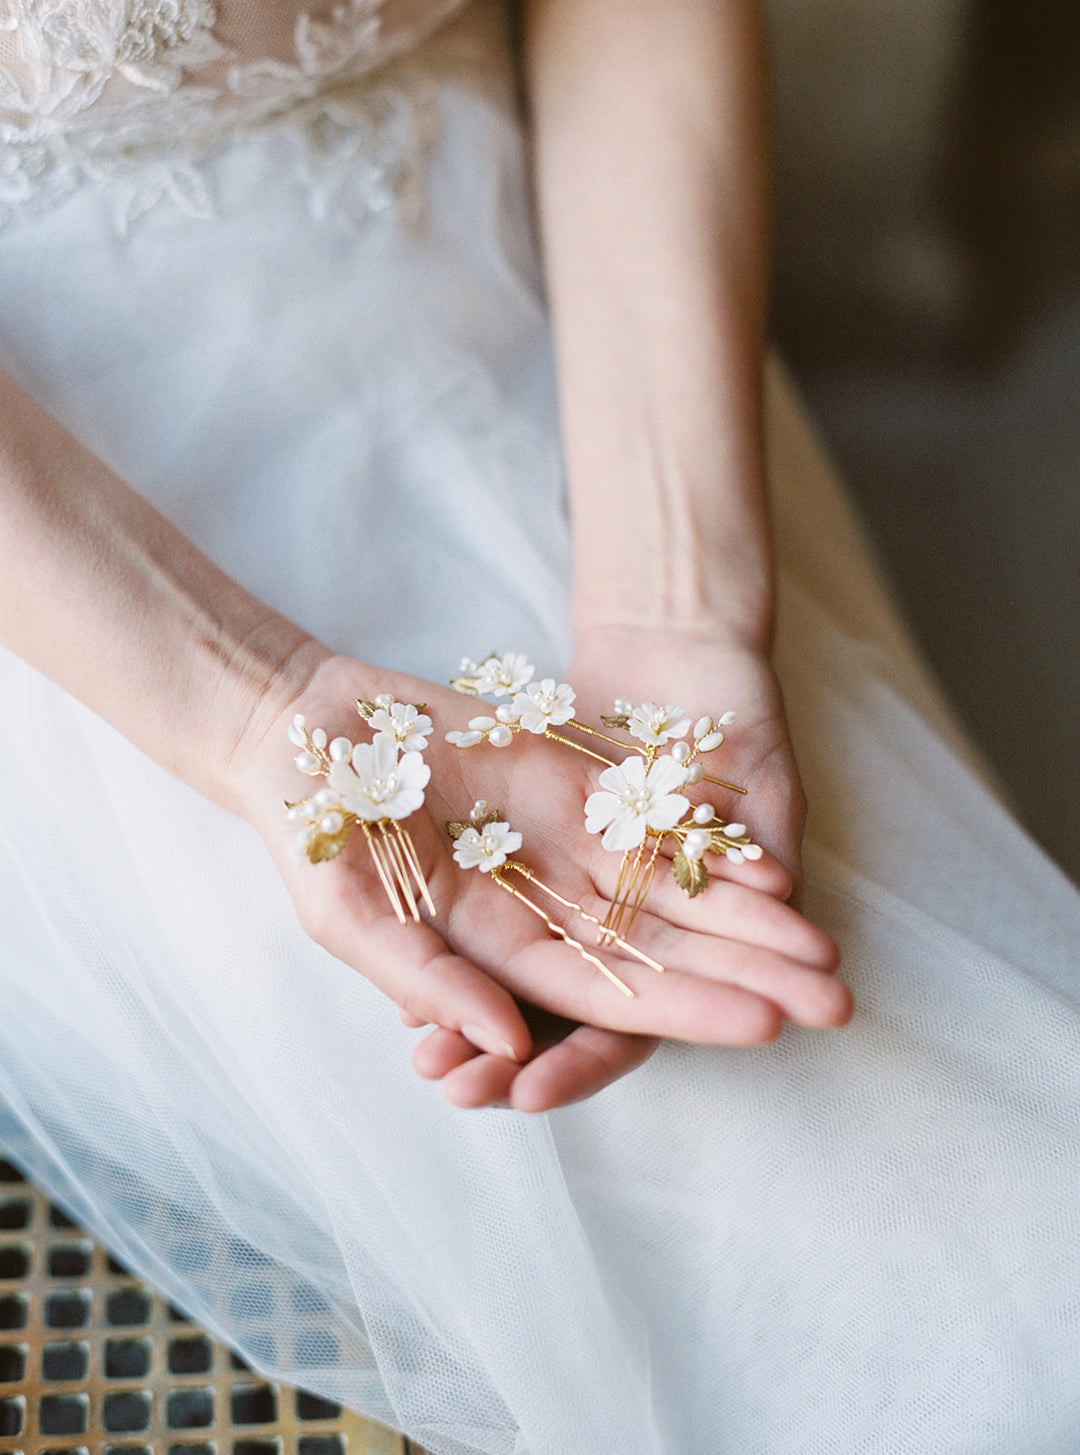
[
  {"xmin": 448, "ymin": 801, "xmax": 664, "ymax": 997},
  {"xmin": 286, "ymin": 697, "xmax": 435, "ymax": 923},
  {"xmin": 447, "ymin": 653, "xmax": 762, "ymax": 954}
]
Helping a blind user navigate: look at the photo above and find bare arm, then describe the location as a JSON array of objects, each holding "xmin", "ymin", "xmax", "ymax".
[
  {"xmin": 0, "ymin": 359, "xmax": 845, "ymax": 1111},
  {"xmin": 523, "ymin": 0, "xmax": 774, "ymax": 648},
  {"xmin": 0, "ymin": 368, "xmax": 321, "ymax": 812}
]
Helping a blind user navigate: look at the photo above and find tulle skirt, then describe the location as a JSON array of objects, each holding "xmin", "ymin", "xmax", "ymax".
[{"xmin": 2, "ymin": 6, "xmax": 1080, "ymax": 1452}]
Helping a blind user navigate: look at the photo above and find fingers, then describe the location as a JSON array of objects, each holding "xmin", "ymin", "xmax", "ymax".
[
  {"xmin": 595, "ymin": 874, "xmax": 841, "ymax": 976},
  {"xmin": 507, "ymin": 1026, "xmax": 659, "ymax": 1112},
  {"xmin": 305, "ymin": 885, "xmax": 534, "ymax": 1061},
  {"xmin": 414, "ymin": 1023, "xmax": 660, "ymax": 1111}
]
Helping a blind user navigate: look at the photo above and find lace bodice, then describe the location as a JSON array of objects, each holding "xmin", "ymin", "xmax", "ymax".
[{"xmin": 0, "ymin": 0, "xmax": 472, "ymax": 226}]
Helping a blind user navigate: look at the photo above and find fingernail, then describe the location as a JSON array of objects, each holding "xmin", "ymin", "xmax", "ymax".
[{"xmin": 461, "ymin": 1024, "xmax": 519, "ymax": 1061}]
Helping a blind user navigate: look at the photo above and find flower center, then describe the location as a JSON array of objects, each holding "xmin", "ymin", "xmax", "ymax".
[
  {"xmin": 620, "ymin": 786, "xmax": 653, "ymax": 815},
  {"xmin": 367, "ymin": 771, "xmax": 400, "ymax": 804}
]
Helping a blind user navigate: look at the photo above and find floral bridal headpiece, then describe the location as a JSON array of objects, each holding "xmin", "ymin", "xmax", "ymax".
[
  {"xmin": 443, "ymin": 652, "xmax": 763, "ymax": 993},
  {"xmin": 284, "ymin": 654, "xmax": 763, "ymax": 996}
]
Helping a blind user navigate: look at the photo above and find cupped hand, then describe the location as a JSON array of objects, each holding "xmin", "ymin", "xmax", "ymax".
[
  {"xmin": 236, "ymin": 647, "xmax": 848, "ymax": 1111},
  {"xmin": 410, "ymin": 622, "xmax": 844, "ymax": 1109}
]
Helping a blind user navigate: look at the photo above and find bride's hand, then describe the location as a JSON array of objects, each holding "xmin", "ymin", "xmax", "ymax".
[
  {"xmin": 411, "ymin": 622, "xmax": 836, "ymax": 1110},
  {"xmin": 237, "ymin": 645, "xmax": 848, "ymax": 1109}
]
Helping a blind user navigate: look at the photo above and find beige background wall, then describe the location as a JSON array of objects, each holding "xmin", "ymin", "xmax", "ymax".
[{"xmin": 766, "ymin": 0, "xmax": 1080, "ymax": 883}]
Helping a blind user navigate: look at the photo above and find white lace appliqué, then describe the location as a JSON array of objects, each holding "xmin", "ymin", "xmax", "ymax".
[{"xmin": 0, "ymin": 0, "xmax": 447, "ymax": 229}]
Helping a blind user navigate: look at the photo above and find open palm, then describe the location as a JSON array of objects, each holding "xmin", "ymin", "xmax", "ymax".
[{"xmin": 239, "ymin": 647, "xmax": 848, "ymax": 1110}]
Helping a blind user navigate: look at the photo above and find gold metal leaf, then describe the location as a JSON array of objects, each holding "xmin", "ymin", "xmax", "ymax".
[
  {"xmin": 446, "ymin": 821, "xmax": 471, "ymax": 841},
  {"xmin": 672, "ymin": 850, "xmax": 709, "ymax": 897},
  {"xmin": 356, "ymin": 699, "xmax": 376, "ymax": 718},
  {"xmin": 450, "ymin": 677, "xmax": 480, "ymax": 696},
  {"xmin": 708, "ymin": 826, "xmax": 739, "ymax": 853},
  {"xmin": 601, "ymin": 715, "xmax": 631, "ymax": 729},
  {"xmin": 306, "ymin": 826, "xmax": 352, "ymax": 863}
]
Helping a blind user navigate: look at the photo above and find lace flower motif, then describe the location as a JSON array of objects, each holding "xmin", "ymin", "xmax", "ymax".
[{"xmin": 585, "ymin": 756, "xmax": 691, "ymax": 852}]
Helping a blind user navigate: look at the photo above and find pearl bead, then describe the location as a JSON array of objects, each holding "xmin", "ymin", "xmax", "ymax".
[
  {"xmin": 671, "ymin": 741, "xmax": 691, "ymax": 764},
  {"xmin": 696, "ymin": 730, "xmax": 725, "ymax": 752},
  {"xmin": 693, "ymin": 716, "xmax": 713, "ymax": 740},
  {"xmin": 683, "ymin": 829, "xmax": 709, "ymax": 860},
  {"xmin": 693, "ymin": 803, "xmax": 715, "ymax": 825},
  {"xmin": 725, "ymin": 823, "xmax": 746, "ymax": 838},
  {"xmin": 685, "ymin": 763, "xmax": 705, "ymax": 784},
  {"xmin": 329, "ymin": 737, "xmax": 352, "ymax": 761},
  {"xmin": 489, "ymin": 725, "xmax": 513, "ymax": 747}
]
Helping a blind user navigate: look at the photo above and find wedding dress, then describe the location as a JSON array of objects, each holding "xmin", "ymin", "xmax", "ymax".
[{"xmin": 2, "ymin": 3, "xmax": 1080, "ymax": 1452}]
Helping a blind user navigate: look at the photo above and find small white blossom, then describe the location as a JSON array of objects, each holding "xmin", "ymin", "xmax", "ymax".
[
  {"xmin": 368, "ymin": 701, "xmax": 432, "ymax": 754},
  {"xmin": 474, "ymin": 652, "xmax": 535, "ymax": 697},
  {"xmin": 627, "ymin": 703, "xmax": 691, "ymax": 747},
  {"xmin": 513, "ymin": 679, "xmax": 577, "ymax": 734},
  {"xmin": 584, "ymin": 755, "xmax": 691, "ymax": 852},
  {"xmin": 326, "ymin": 738, "xmax": 429, "ymax": 822},
  {"xmin": 453, "ymin": 821, "xmax": 523, "ymax": 873}
]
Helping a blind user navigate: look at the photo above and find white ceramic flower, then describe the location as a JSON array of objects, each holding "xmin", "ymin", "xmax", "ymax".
[
  {"xmin": 474, "ymin": 652, "xmax": 535, "ymax": 697},
  {"xmin": 368, "ymin": 701, "xmax": 432, "ymax": 753},
  {"xmin": 512, "ymin": 679, "xmax": 577, "ymax": 734},
  {"xmin": 584, "ymin": 755, "xmax": 691, "ymax": 852},
  {"xmin": 327, "ymin": 737, "xmax": 429, "ymax": 821},
  {"xmin": 627, "ymin": 703, "xmax": 691, "ymax": 747},
  {"xmin": 453, "ymin": 821, "xmax": 523, "ymax": 873}
]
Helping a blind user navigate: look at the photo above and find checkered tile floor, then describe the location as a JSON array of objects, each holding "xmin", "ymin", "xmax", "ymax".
[{"xmin": 0, "ymin": 1159, "xmax": 429, "ymax": 1455}]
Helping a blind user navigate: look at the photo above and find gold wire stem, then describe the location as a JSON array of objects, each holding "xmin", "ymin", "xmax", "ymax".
[
  {"xmin": 507, "ymin": 863, "xmax": 665, "ymax": 975},
  {"xmin": 703, "ymin": 772, "xmax": 747, "ymax": 795},
  {"xmin": 378, "ymin": 822, "xmax": 419, "ymax": 921},
  {"xmin": 565, "ymin": 719, "xmax": 638, "ymax": 753},
  {"xmin": 362, "ymin": 823, "xmax": 407, "ymax": 923},
  {"xmin": 542, "ymin": 729, "xmax": 619, "ymax": 769},
  {"xmin": 391, "ymin": 821, "xmax": 436, "ymax": 916},
  {"xmin": 491, "ymin": 873, "xmax": 635, "ymax": 998}
]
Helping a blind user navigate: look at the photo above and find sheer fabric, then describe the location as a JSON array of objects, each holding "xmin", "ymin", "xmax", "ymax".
[{"xmin": 2, "ymin": 4, "xmax": 1080, "ymax": 1453}]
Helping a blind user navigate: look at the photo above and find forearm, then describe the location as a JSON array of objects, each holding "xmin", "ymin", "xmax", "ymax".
[
  {"xmin": 0, "ymin": 369, "xmax": 329, "ymax": 813},
  {"xmin": 522, "ymin": 0, "xmax": 773, "ymax": 647}
]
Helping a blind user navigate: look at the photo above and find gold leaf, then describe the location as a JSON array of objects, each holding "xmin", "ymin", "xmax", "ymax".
[
  {"xmin": 708, "ymin": 827, "xmax": 736, "ymax": 853},
  {"xmin": 306, "ymin": 827, "xmax": 352, "ymax": 863},
  {"xmin": 356, "ymin": 699, "xmax": 376, "ymax": 719},
  {"xmin": 450, "ymin": 677, "xmax": 479, "ymax": 696},
  {"xmin": 446, "ymin": 821, "xmax": 471, "ymax": 841},
  {"xmin": 601, "ymin": 715, "xmax": 630, "ymax": 729},
  {"xmin": 672, "ymin": 850, "xmax": 709, "ymax": 898}
]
